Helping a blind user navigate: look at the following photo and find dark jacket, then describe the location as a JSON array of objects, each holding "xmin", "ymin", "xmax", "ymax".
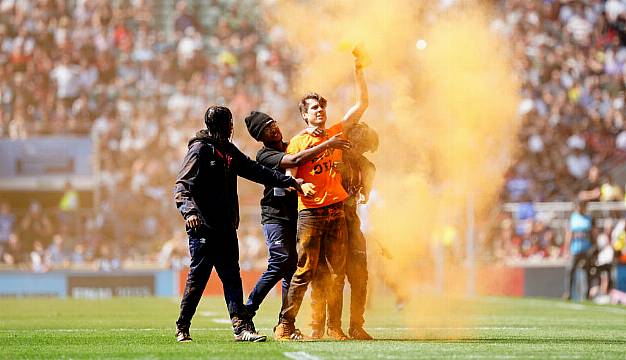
[{"xmin": 174, "ymin": 130, "xmax": 296, "ymax": 233}]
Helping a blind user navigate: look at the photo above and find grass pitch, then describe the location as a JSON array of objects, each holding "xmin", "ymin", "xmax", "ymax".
[{"xmin": 0, "ymin": 295, "xmax": 624, "ymax": 359}]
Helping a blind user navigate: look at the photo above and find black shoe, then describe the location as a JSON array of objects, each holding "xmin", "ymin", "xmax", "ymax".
[
  {"xmin": 176, "ymin": 327, "xmax": 192, "ymax": 342},
  {"xmin": 349, "ymin": 326, "xmax": 373, "ymax": 340}
]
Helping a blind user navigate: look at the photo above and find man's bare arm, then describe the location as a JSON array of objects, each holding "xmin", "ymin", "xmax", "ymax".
[
  {"xmin": 342, "ymin": 46, "xmax": 369, "ymax": 132},
  {"xmin": 280, "ymin": 134, "xmax": 350, "ymax": 168}
]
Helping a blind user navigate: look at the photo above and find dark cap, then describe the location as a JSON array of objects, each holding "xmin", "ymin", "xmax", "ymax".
[{"xmin": 245, "ymin": 111, "xmax": 274, "ymax": 141}]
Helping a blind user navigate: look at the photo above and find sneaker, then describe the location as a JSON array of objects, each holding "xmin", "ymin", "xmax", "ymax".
[
  {"xmin": 273, "ymin": 322, "xmax": 305, "ymax": 341},
  {"xmin": 326, "ymin": 327, "xmax": 348, "ymax": 340},
  {"xmin": 310, "ymin": 327, "xmax": 324, "ymax": 340},
  {"xmin": 175, "ymin": 327, "xmax": 192, "ymax": 342},
  {"xmin": 349, "ymin": 326, "xmax": 373, "ymax": 340},
  {"xmin": 234, "ymin": 329, "xmax": 267, "ymax": 342}
]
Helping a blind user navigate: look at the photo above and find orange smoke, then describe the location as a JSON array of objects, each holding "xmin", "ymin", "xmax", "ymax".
[{"xmin": 270, "ymin": 1, "xmax": 520, "ymax": 338}]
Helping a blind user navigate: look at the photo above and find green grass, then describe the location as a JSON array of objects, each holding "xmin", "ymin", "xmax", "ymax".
[{"xmin": 0, "ymin": 295, "xmax": 624, "ymax": 359}]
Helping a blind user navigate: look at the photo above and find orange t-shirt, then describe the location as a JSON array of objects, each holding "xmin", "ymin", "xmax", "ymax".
[{"xmin": 287, "ymin": 123, "xmax": 349, "ymax": 210}]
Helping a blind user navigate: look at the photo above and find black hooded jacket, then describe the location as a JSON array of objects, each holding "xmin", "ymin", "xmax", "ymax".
[{"xmin": 174, "ymin": 130, "xmax": 297, "ymax": 233}]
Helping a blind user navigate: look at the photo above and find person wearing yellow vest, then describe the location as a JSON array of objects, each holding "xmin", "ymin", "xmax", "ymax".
[{"xmin": 273, "ymin": 45, "xmax": 369, "ymax": 341}]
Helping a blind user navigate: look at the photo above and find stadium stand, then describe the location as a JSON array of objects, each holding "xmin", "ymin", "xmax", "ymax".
[
  {"xmin": 0, "ymin": 0, "xmax": 625, "ymax": 299},
  {"xmin": 0, "ymin": 0, "xmax": 291, "ymax": 270}
]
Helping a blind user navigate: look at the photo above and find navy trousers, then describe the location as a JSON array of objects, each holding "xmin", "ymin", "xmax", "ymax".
[
  {"xmin": 176, "ymin": 227, "xmax": 247, "ymax": 330},
  {"xmin": 246, "ymin": 222, "xmax": 297, "ymax": 319}
]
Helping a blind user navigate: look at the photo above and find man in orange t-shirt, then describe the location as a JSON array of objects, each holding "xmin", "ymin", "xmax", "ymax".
[{"xmin": 274, "ymin": 45, "xmax": 369, "ymax": 341}]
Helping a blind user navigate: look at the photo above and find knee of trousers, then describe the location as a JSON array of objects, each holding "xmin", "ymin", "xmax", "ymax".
[
  {"xmin": 328, "ymin": 273, "xmax": 346, "ymax": 287},
  {"xmin": 187, "ymin": 264, "xmax": 210, "ymax": 280},
  {"xmin": 292, "ymin": 266, "xmax": 316, "ymax": 284},
  {"xmin": 347, "ymin": 266, "xmax": 368, "ymax": 284},
  {"xmin": 267, "ymin": 255, "xmax": 290, "ymax": 270}
]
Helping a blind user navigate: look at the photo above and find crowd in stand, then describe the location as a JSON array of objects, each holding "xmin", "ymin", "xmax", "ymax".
[
  {"xmin": 0, "ymin": 0, "xmax": 295, "ymax": 271},
  {"xmin": 491, "ymin": 0, "xmax": 626, "ymax": 300},
  {"xmin": 497, "ymin": 0, "xmax": 626, "ymax": 203},
  {"xmin": 2, "ymin": 0, "xmax": 626, "ymax": 275}
]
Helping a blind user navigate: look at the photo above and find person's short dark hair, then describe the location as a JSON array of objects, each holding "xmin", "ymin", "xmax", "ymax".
[
  {"xmin": 347, "ymin": 122, "xmax": 379, "ymax": 153},
  {"xmin": 298, "ymin": 92, "xmax": 327, "ymax": 120},
  {"xmin": 204, "ymin": 106, "xmax": 233, "ymax": 141}
]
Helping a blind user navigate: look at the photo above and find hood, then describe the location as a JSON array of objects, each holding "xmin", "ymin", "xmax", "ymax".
[{"xmin": 188, "ymin": 129, "xmax": 228, "ymax": 148}]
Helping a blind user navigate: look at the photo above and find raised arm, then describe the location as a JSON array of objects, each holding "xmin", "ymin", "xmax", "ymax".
[{"xmin": 341, "ymin": 46, "xmax": 369, "ymax": 132}]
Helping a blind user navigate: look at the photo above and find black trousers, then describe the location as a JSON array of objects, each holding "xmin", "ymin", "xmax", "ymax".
[{"xmin": 176, "ymin": 227, "xmax": 247, "ymax": 330}]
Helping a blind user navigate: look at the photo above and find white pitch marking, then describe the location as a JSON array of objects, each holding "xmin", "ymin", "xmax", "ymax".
[
  {"xmin": 199, "ymin": 311, "xmax": 219, "ymax": 317},
  {"xmin": 555, "ymin": 303, "xmax": 586, "ymax": 310},
  {"xmin": 0, "ymin": 327, "xmax": 236, "ymax": 332},
  {"xmin": 367, "ymin": 327, "xmax": 536, "ymax": 330},
  {"xmin": 0, "ymin": 326, "xmax": 537, "ymax": 333},
  {"xmin": 211, "ymin": 318, "xmax": 232, "ymax": 324},
  {"xmin": 284, "ymin": 352, "xmax": 322, "ymax": 360}
]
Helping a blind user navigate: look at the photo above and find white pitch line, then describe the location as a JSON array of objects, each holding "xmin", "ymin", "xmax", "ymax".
[
  {"xmin": 555, "ymin": 303, "xmax": 586, "ymax": 310},
  {"xmin": 0, "ymin": 326, "xmax": 537, "ymax": 333},
  {"xmin": 367, "ymin": 327, "xmax": 536, "ymax": 330},
  {"xmin": 211, "ymin": 319, "xmax": 232, "ymax": 324},
  {"xmin": 0, "ymin": 328, "xmax": 236, "ymax": 332},
  {"xmin": 284, "ymin": 352, "xmax": 322, "ymax": 360},
  {"xmin": 198, "ymin": 311, "xmax": 219, "ymax": 317},
  {"xmin": 554, "ymin": 302, "xmax": 626, "ymax": 314}
]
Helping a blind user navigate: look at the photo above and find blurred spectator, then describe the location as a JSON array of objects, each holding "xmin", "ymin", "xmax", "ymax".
[
  {"xmin": 599, "ymin": 175, "xmax": 623, "ymax": 201},
  {"xmin": 50, "ymin": 54, "xmax": 80, "ymax": 109},
  {"xmin": 578, "ymin": 165, "xmax": 601, "ymax": 201},
  {"xmin": 0, "ymin": 202, "xmax": 15, "ymax": 247},
  {"xmin": 69, "ymin": 242, "xmax": 87, "ymax": 265},
  {"xmin": 590, "ymin": 218, "xmax": 615, "ymax": 298},
  {"xmin": 94, "ymin": 244, "xmax": 121, "ymax": 272},
  {"xmin": 563, "ymin": 201, "xmax": 593, "ymax": 300},
  {"xmin": 47, "ymin": 234, "xmax": 67, "ymax": 268},
  {"xmin": 58, "ymin": 181, "xmax": 80, "ymax": 233},
  {"xmin": 174, "ymin": 1, "xmax": 202, "ymax": 35},
  {"xmin": 30, "ymin": 240, "xmax": 49, "ymax": 273},
  {"xmin": 19, "ymin": 201, "xmax": 53, "ymax": 255},
  {"xmin": 566, "ymin": 148, "xmax": 592, "ymax": 180},
  {"xmin": 239, "ymin": 225, "xmax": 265, "ymax": 271},
  {"xmin": 612, "ymin": 218, "xmax": 626, "ymax": 263},
  {"xmin": 158, "ymin": 230, "xmax": 187, "ymax": 270}
]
